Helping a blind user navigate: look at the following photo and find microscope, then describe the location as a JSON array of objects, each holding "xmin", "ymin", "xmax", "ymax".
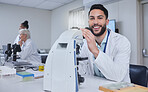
[
  {"xmin": 4, "ymin": 43, "xmax": 33, "ymax": 71},
  {"xmin": 5, "ymin": 43, "xmax": 12, "ymax": 61},
  {"xmin": 5, "ymin": 43, "xmax": 21, "ymax": 61},
  {"xmin": 76, "ymin": 44, "xmax": 88, "ymax": 84},
  {"xmin": 43, "ymin": 29, "xmax": 86, "ymax": 92}
]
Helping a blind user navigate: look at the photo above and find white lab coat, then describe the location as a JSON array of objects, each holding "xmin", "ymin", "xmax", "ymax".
[
  {"xmin": 79, "ymin": 30, "xmax": 131, "ymax": 82},
  {"xmin": 18, "ymin": 39, "xmax": 41, "ymax": 66},
  {"xmin": 14, "ymin": 34, "xmax": 20, "ymax": 44}
]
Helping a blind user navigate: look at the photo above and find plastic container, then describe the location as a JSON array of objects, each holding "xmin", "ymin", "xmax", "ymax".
[
  {"xmin": 38, "ymin": 65, "xmax": 44, "ymax": 71},
  {"xmin": 16, "ymin": 71, "xmax": 34, "ymax": 81}
]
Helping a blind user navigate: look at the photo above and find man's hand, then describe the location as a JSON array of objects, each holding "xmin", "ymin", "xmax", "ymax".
[{"xmin": 80, "ymin": 28, "xmax": 99, "ymax": 58}]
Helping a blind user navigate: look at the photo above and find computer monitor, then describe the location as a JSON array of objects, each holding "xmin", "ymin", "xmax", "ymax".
[
  {"xmin": 2, "ymin": 45, "xmax": 7, "ymax": 61},
  {"xmin": 107, "ymin": 19, "xmax": 116, "ymax": 32}
]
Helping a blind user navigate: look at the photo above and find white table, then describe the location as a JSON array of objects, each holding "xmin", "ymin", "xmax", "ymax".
[
  {"xmin": 0, "ymin": 75, "xmax": 115, "ymax": 92},
  {"xmin": 79, "ymin": 76, "xmax": 115, "ymax": 92},
  {"xmin": 0, "ymin": 75, "xmax": 44, "ymax": 92}
]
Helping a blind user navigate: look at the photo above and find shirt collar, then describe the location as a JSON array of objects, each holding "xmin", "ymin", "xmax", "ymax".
[
  {"xmin": 96, "ymin": 30, "xmax": 108, "ymax": 47},
  {"xmin": 102, "ymin": 30, "xmax": 108, "ymax": 44}
]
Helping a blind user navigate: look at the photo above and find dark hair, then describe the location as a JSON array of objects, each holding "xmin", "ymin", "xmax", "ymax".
[
  {"xmin": 22, "ymin": 20, "xmax": 29, "ymax": 29},
  {"xmin": 88, "ymin": 4, "xmax": 108, "ymax": 19}
]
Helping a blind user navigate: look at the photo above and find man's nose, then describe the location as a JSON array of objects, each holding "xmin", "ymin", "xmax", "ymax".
[{"xmin": 93, "ymin": 19, "xmax": 98, "ymax": 24}]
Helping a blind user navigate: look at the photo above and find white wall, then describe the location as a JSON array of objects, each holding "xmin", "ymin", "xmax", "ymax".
[
  {"xmin": 119, "ymin": 0, "xmax": 138, "ymax": 65},
  {"xmin": 50, "ymin": 0, "xmax": 83, "ymax": 46},
  {"xmin": 0, "ymin": 4, "xmax": 51, "ymax": 49},
  {"xmin": 107, "ymin": 0, "xmax": 138, "ymax": 64}
]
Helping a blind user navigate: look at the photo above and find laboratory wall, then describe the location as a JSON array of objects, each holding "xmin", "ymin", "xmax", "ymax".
[
  {"xmin": 50, "ymin": 0, "xmax": 83, "ymax": 46},
  {"xmin": 51, "ymin": 0, "xmax": 139, "ymax": 64},
  {"xmin": 106, "ymin": 0, "xmax": 138, "ymax": 65},
  {"xmin": 0, "ymin": 3, "xmax": 51, "ymax": 49}
]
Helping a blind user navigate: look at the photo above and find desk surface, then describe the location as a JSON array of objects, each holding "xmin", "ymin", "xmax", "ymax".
[
  {"xmin": 0, "ymin": 75, "xmax": 115, "ymax": 92},
  {"xmin": 79, "ymin": 76, "xmax": 115, "ymax": 92},
  {"xmin": 0, "ymin": 75, "xmax": 44, "ymax": 92}
]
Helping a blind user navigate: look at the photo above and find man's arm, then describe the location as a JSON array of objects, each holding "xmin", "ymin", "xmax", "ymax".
[{"xmin": 94, "ymin": 37, "xmax": 131, "ymax": 82}]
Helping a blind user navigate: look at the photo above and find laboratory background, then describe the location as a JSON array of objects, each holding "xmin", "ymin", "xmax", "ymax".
[{"xmin": 0, "ymin": 0, "xmax": 148, "ymax": 92}]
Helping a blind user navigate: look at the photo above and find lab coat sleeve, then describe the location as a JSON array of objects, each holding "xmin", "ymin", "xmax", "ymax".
[
  {"xmin": 19, "ymin": 42, "xmax": 33, "ymax": 60},
  {"xmin": 94, "ymin": 37, "xmax": 131, "ymax": 82}
]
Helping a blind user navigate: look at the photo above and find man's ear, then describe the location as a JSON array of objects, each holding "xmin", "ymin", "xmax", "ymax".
[
  {"xmin": 106, "ymin": 19, "xmax": 109, "ymax": 25},
  {"xmin": 88, "ymin": 20, "xmax": 90, "ymax": 26}
]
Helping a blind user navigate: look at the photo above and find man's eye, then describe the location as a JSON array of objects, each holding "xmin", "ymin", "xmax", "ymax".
[
  {"xmin": 90, "ymin": 18, "xmax": 94, "ymax": 20},
  {"xmin": 98, "ymin": 17, "xmax": 103, "ymax": 19}
]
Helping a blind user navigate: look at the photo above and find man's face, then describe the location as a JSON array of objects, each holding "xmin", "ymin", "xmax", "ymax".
[{"xmin": 88, "ymin": 9, "xmax": 109, "ymax": 36}]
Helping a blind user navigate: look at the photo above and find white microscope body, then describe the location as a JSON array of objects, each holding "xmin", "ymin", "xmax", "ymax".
[{"xmin": 43, "ymin": 29, "xmax": 83, "ymax": 92}]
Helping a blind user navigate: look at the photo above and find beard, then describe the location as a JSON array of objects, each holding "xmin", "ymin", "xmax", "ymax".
[{"xmin": 89, "ymin": 23, "xmax": 106, "ymax": 37}]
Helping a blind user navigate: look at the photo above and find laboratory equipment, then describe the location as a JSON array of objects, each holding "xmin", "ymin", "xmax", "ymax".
[
  {"xmin": 43, "ymin": 29, "xmax": 84, "ymax": 92},
  {"xmin": 5, "ymin": 43, "xmax": 21, "ymax": 61}
]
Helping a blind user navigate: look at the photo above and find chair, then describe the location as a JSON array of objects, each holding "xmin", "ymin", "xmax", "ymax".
[
  {"xmin": 129, "ymin": 64, "xmax": 148, "ymax": 87},
  {"xmin": 41, "ymin": 55, "xmax": 48, "ymax": 64}
]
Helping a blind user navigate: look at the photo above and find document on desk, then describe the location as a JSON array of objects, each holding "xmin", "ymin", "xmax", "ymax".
[
  {"xmin": 99, "ymin": 82, "xmax": 148, "ymax": 92},
  {"xmin": 26, "ymin": 69, "xmax": 44, "ymax": 79}
]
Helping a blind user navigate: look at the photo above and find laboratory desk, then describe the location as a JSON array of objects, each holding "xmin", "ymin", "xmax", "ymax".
[{"xmin": 0, "ymin": 75, "xmax": 115, "ymax": 92}]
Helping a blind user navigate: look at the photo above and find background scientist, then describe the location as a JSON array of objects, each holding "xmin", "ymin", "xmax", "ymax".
[
  {"xmin": 14, "ymin": 20, "xmax": 29, "ymax": 44},
  {"xmin": 18, "ymin": 29, "xmax": 41, "ymax": 66}
]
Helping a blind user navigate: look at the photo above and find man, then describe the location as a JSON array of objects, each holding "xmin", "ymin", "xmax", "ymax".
[
  {"xmin": 18, "ymin": 29, "xmax": 41, "ymax": 66},
  {"xmin": 80, "ymin": 4, "xmax": 131, "ymax": 82}
]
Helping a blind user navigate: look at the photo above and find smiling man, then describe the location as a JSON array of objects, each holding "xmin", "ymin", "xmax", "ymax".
[{"xmin": 80, "ymin": 4, "xmax": 131, "ymax": 82}]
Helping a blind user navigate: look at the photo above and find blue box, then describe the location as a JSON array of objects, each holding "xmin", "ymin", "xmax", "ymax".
[{"xmin": 16, "ymin": 72, "xmax": 34, "ymax": 81}]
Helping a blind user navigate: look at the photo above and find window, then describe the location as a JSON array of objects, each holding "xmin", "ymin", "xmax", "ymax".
[{"xmin": 69, "ymin": 7, "xmax": 85, "ymax": 29}]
